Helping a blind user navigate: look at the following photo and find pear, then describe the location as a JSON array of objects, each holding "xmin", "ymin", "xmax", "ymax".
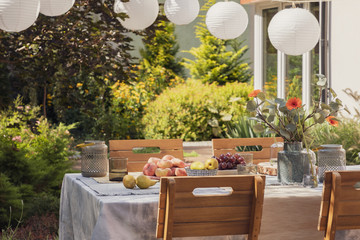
[
  {"xmin": 136, "ymin": 175, "xmax": 157, "ymax": 189},
  {"xmin": 123, "ymin": 175, "xmax": 136, "ymax": 189}
]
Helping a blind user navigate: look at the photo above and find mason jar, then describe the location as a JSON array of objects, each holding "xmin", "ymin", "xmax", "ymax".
[
  {"xmin": 81, "ymin": 140, "xmax": 108, "ymax": 177},
  {"xmin": 318, "ymin": 144, "xmax": 346, "ymax": 182}
]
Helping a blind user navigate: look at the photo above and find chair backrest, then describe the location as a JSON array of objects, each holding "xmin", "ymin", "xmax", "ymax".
[
  {"xmin": 156, "ymin": 175, "xmax": 265, "ymax": 240},
  {"xmin": 318, "ymin": 171, "xmax": 360, "ymax": 240},
  {"xmin": 212, "ymin": 137, "xmax": 283, "ymax": 164},
  {"xmin": 109, "ymin": 139, "xmax": 183, "ymax": 172}
]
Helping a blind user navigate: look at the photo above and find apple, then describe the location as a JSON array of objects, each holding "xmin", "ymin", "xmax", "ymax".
[
  {"xmin": 175, "ymin": 168, "xmax": 187, "ymax": 176},
  {"xmin": 157, "ymin": 159, "xmax": 173, "ymax": 169},
  {"xmin": 148, "ymin": 157, "xmax": 161, "ymax": 165},
  {"xmin": 171, "ymin": 158, "xmax": 185, "ymax": 168},
  {"xmin": 205, "ymin": 158, "xmax": 219, "ymax": 170},
  {"xmin": 155, "ymin": 168, "xmax": 172, "ymax": 177},
  {"xmin": 143, "ymin": 162, "xmax": 157, "ymax": 176},
  {"xmin": 162, "ymin": 155, "xmax": 175, "ymax": 161}
]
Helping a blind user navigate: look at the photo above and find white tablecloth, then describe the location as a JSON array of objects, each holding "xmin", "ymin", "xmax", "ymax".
[{"xmin": 59, "ymin": 167, "xmax": 360, "ymax": 240}]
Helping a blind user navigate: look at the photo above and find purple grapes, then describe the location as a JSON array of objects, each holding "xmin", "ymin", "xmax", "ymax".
[{"xmin": 216, "ymin": 152, "xmax": 247, "ymax": 170}]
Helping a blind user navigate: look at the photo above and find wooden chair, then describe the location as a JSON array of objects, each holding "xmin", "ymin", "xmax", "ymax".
[
  {"xmin": 318, "ymin": 171, "xmax": 360, "ymax": 240},
  {"xmin": 212, "ymin": 137, "xmax": 283, "ymax": 164},
  {"xmin": 109, "ymin": 139, "xmax": 183, "ymax": 172},
  {"xmin": 156, "ymin": 175, "xmax": 265, "ymax": 240}
]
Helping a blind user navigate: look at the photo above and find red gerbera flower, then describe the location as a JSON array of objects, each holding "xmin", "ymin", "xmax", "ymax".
[
  {"xmin": 248, "ymin": 89, "xmax": 261, "ymax": 97},
  {"xmin": 286, "ymin": 97, "xmax": 302, "ymax": 110},
  {"xmin": 326, "ymin": 116, "xmax": 339, "ymax": 127}
]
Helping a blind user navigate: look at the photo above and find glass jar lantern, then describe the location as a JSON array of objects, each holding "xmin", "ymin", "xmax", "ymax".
[
  {"xmin": 81, "ymin": 140, "xmax": 108, "ymax": 177},
  {"xmin": 318, "ymin": 144, "xmax": 346, "ymax": 182}
]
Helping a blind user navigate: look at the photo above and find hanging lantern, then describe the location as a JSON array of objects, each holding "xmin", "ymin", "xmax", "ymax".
[
  {"xmin": 164, "ymin": 0, "xmax": 199, "ymax": 25},
  {"xmin": 114, "ymin": 0, "xmax": 159, "ymax": 31},
  {"xmin": 40, "ymin": 0, "xmax": 75, "ymax": 17},
  {"xmin": 0, "ymin": 0, "xmax": 13, "ymax": 15},
  {"xmin": 205, "ymin": 1, "xmax": 248, "ymax": 40},
  {"xmin": 268, "ymin": 8, "xmax": 320, "ymax": 56},
  {"xmin": 0, "ymin": 0, "xmax": 40, "ymax": 32}
]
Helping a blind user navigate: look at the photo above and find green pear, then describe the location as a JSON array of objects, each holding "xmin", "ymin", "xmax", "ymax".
[
  {"xmin": 123, "ymin": 175, "xmax": 136, "ymax": 189},
  {"xmin": 136, "ymin": 175, "xmax": 157, "ymax": 189}
]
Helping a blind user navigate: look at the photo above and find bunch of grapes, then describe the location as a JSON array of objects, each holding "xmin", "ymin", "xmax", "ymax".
[{"xmin": 216, "ymin": 152, "xmax": 246, "ymax": 170}]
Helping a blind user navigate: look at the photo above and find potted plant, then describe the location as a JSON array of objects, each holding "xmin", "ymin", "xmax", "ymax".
[{"xmin": 246, "ymin": 74, "xmax": 345, "ymax": 186}]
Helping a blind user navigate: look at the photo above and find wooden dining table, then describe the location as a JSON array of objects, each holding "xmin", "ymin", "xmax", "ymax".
[{"xmin": 59, "ymin": 167, "xmax": 360, "ymax": 240}]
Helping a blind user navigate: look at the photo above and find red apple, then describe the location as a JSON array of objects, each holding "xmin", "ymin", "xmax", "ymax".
[
  {"xmin": 170, "ymin": 167, "xmax": 177, "ymax": 176},
  {"xmin": 171, "ymin": 158, "xmax": 185, "ymax": 168},
  {"xmin": 143, "ymin": 162, "xmax": 157, "ymax": 176},
  {"xmin": 157, "ymin": 159, "xmax": 173, "ymax": 169}
]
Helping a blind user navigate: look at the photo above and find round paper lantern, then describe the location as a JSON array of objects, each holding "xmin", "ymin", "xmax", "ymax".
[
  {"xmin": 205, "ymin": 1, "xmax": 248, "ymax": 40},
  {"xmin": 164, "ymin": 0, "xmax": 199, "ymax": 25},
  {"xmin": 268, "ymin": 8, "xmax": 320, "ymax": 56},
  {"xmin": 0, "ymin": 0, "xmax": 40, "ymax": 32},
  {"xmin": 40, "ymin": 0, "xmax": 75, "ymax": 17},
  {"xmin": 114, "ymin": 0, "xmax": 159, "ymax": 31},
  {"xmin": 0, "ymin": 0, "xmax": 13, "ymax": 15}
]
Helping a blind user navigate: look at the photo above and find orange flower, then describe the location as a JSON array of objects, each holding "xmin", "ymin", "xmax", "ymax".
[
  {"xmin": 286, "ymin": 97, "xmax": 302, "ymax": 110},
  {"xmin": 326, "ymin": 116, "xmax": 339, "ymax": 127},
  {"xmin": 248, "ymin": 89, "xmax": 261, "ymax": 97}
]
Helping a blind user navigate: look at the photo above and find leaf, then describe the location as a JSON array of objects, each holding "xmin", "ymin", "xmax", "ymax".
[
  {"xmin": 275, "ymin": 98, "xmax": 285, "ymax": 104},
  {"xmin": 344, "ymin": 106, "xmax": 351, "ymax": 115},
  {"xmin": 229, "ymin": 97, "xmax": 242, "ymax": 102},
  {"xmin": 248, "ymin": 117, "xmax": 261, "ymax": 122},
  {"xmin": 335, "ymin": 98, "xmax": 343, "ymax": 106},
  {"xmin": 329, "ymin": 102, "xmax": 340, "ymax": 111},
  {"xmin": 253, "ymin": 123, "xmax": 264, "ymax": 133},
  {"xmin": 257, "ymin": 92, "xmax": 266, "ymax": 101},
  {"xmin": 246, "ymin": 100, "xmax": 257, "ymax": 112},
  {"xmin": 313, "ymin": 113, "xmax": 325, "ymax": 123},
  {"xmin": 207, "ymin": 106, "xmax": 218, "ymax": 114},
  {"xmin": 285, "ymin": 123, "xmax": 296, "ymax": 132},
  {"xmin": 280, "ymin": 129, "xmax": 291, "ymax": 140},
  {"xmin": 279, "ymin": 105, "xmax": 288, "ymax": 113},
  {"xmin": 267, "ymin": 114, "xmax": 275, "ymax": 122},
  {"xmin": 266, "ymin": 99, "xmax": 276, "ymax": 105},
  {"xmin": 221, "ymin": 114, "xmax": 232, "ymax": 122},
  {"xmin": 207, "ymin": 118, "xmax": 219, "ymax": 127},
  {"xmin": 329, "ymin": 88, "xmax": 337, "ymax": 98},
  {"xmin": 262, "ymin": 108, "xmax": 270, "ymax": 113},
  {"xmin": 321, "ymin": 103, "xmax": 331, "ymax": 110}
]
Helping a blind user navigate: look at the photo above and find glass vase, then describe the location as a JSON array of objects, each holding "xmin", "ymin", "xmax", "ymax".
[{"xmin": 277, "ymin": 142, "xmax": 317, "ymax": 186}]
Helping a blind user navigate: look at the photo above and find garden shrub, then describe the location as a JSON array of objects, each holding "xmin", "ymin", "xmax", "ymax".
[
  {"xmin": 0, "ymin": 97, "xmax": 75, "ymax": 228},
  {"xmin": 142, "ymin": 80, "xmax": 253, "ymax": 141},
  {"xmin": 310, "ymin": 118, "xmax": 360, "ymax": 165}
]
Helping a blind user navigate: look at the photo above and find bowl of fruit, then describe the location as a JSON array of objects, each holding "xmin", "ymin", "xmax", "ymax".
[
  {"xmin": 216, "ymin": 153, "xmax": 246, "ymax": 175},
  {"xmin": 185, "ymin": 159, "xmax": 218, "ymax": 176}
]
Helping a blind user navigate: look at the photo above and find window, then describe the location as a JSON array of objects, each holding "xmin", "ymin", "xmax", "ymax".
[{"xmin": 254, "ymin": 2, "xmax": 330, "ymax": 108}]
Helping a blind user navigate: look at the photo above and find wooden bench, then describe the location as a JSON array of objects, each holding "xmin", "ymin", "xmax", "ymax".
[
  {"xmin": 212, "ymin": 137, "xmax": 283, "ymax": 164},
  {"xmin": 318, "ymin": 171, "xmax": 360, "ymax": 240},
  {"xmin": 109, "ymin": 139, "xmax": 183, "ymax": 172},
  {"xmin": 156, "ymin": 175, "xmax": 265, "ymax": 240}
]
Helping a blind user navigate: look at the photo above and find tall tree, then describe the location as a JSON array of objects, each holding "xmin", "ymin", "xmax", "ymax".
[{"xmin": 183, "ymin": 0, "xmax": 252, "ymax": 85}]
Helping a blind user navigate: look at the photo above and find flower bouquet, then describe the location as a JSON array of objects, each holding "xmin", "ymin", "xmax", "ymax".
[{"xmin": 246, "ymin": 74, "xmax": 346, "ymax": 186}]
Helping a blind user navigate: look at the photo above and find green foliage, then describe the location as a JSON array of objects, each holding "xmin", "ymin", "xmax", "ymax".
[
  {"xmin": 183, "ymin": 0, "xmax": 252, "ymax": 85},
  {"xmin": 142, "ymin": 80, "xmax": 253, "ymax": 141},
  {"xmin": 310, "ymin": 118, "xmax": 360, "ymax": 165},
  {"xmin": 287, "ymin": 75, "xmax": 302, "ymax": 99},
  {"xmin": 0, "ymin": 0, "xmax": 136, "ymax": 142},
  {"xmin": 0, "ymin": 98, "xmax": 75, "ymax": 228},
  {"xmin": 224, "ymin": 116, "xmax": 270, "ymax": 139}
]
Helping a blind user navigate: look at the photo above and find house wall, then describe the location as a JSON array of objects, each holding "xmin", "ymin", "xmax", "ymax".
[{"xmin": 331, "ymin": 0, "xmax": 360, "ymax": 116}]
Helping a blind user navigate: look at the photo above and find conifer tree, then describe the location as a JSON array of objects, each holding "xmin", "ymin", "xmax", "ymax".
[{"xmin": 183, "ymin": 0, "xmax": 252, "ymax": 85}]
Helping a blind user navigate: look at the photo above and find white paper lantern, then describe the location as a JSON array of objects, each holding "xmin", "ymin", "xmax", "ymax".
[
  {"xmin": 0, "ymin": 0, "xmax": 40, "ymax": 32},
  {"xmin": 40, "ymin": 0, "xmax": 75, "ymax": 17},
  {"xmin": 164, "ymin": 0, "xmax": 199, "ymax": 25},
  {"xmin": 268, "ymin": 8, "xmax": 320, "ymax": 56},
  {"xmin": 0, "ymin": 0, "xmax": 13, "ymax": 15},
  {"xmin": 205, "ymin": 1, "xmax": 248, "ymax": 40},
  {"xmin": 114, "ymin": 0, "xmax": 159, "ymax": 31}
]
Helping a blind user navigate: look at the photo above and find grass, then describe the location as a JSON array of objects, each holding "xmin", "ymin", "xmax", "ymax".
[{"xmin": 183, "ymin": 151, "xmax": 199, "ymax": 157}]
